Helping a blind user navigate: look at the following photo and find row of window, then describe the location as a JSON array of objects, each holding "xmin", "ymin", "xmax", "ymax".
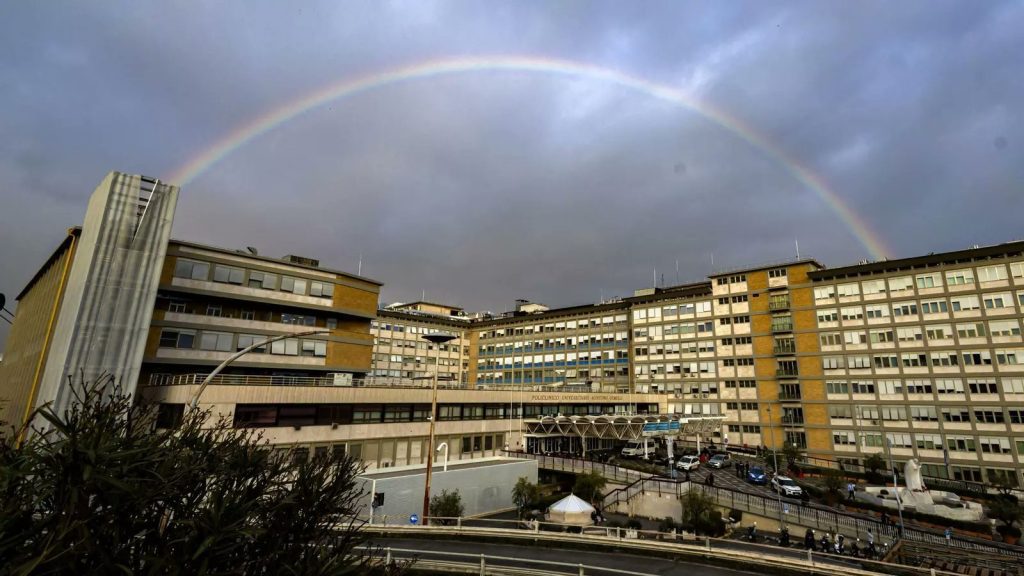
[
  {"xmin": 159, "ymin": 328, "xmax": 328, "ymax": 357},
  {"xmin": 814, "ymin": 263, "xmax": 1024, "ymax": 301},
  {"xmin": 825, "ymin": 377, "xmax": 1024, "ymax": 396},
  {"xmin": 833, "ymin": 430, "xmax": 1024, "ymax": 456},
  {"xmin": 816, "ymin": 293, "xmax": 1024, "ymax": 323},
  {"xmin": 829, "ymin": 404, "xmax": 1024, "ymax": 424},
  {"xmin": 478, "ymin": 315, "xmax": 628, "ymax": 339},
  {"xmin": 478, "ymin": 334, "xmax": 629, "ymax": 355},
  {"xmin": 822, "ymin": 349, "xmax": 1024, "ymax": 370},
  {"xmin": 374, "ymin": 338, "xmax": 462, "ymax": 353},
  {"xmin": 173, "ymin": 258, "xmax": 336, "ymax": 299},
  {"xmin": 819, "ymin": 320, "xmax": 1023, "ymax": 347}
]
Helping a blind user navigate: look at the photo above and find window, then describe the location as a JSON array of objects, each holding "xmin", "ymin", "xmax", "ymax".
[
  {"xmin": 820, "ymin": 332, "xmax": 842, "ymax": 347},
  {"xmin": 270, "ymin": 338, "xmax": 300, "ymax": 356},
  {"xmin": 968, "ymin": 380, "xmax": 999, "ymax": 394},
  {"xmin": 926, "ymin": 325, "xmax": 952, "ymax": 340},
  {"xmin": 946, "ymin": 269, "xmax": 974, "ymax": 286},
  {"xmin": 861, "ymin": 280, "xmax": 886, "ymax": 294},
  {"xmin": 920, "ymin": 299, "xmax": 948, "ymax": 314},
  {"xmin": 915, "ymin": 434, "xmax": 942, "ymax": 450},
  {"xmin": 282, "ymin": 313, "xmax": 316, "ymax": 326},
  {"xmin": 826, "ymin": 381, "xmax": 849, "ymax": 394},
  {"xmin": 199, "ymin": 331, "xmax": 234, "ymax": 352},
  {"xmin": 931, "ymin": 352, "xmax": 959, "ymax": 366},
  {"xmin": 823, "ymin": 356, "xmax": 843, "ymax": 370},
  {"xmin": 814, "ymin": 286, "xmax": 836, "ymax": 301},
  {"xmin": 935, "ymin": 379, "xmax": 964, "ymax": 394},
  {"xmin": 733, "ymin": 315, "xmax": 750, "ymax": 324},
  {"xmin": 213, "ymin": 265, "xmax": 245, "ymax": 285},
  {"xmin": 980, "ymin": 437, "xmax": 1012, "ymax": 454},
  {"xmin": 990, "ymin": 320, "xmax": 1021, "ymax": 336},
  {"xmin": 829, "ymin": 405, "xmax": 852, "ymax": 418},
  {"xmin": 852, "ymin": 381, "xmax": 874, "ymax": 394},
  {"xmin": 1008, "ymin": 408, "xmax": 1024, "ymax": 424},
  {"xmin": 962, "ymin": 351, "xmax": 992, "ymax": 366},
  {"xmin": 941, "ymin": 407, "xmax": 971, "ymax": 422},
  {"xmin": 817, "ymin": 309, "xmax": 838, "ymax": 323},
  {"xmin": 896, "ymin": 327, "xmax": 922, "ymax": 342},
  {"xmin": 874, "ymin": 355, "xmax": 899, "ymax": 368},
  {"xmin": 731, "ymin": 295, "xmax": 748, "ymax": 303},
  {"xmin": 870, "ymin": 329, "xmax": 894, "ymax": 343},
  {"xmin": 916, "ymin": 274, "xmax": 939, "ymax": 289},
  {"xmin": 841, "ymin": 307, "xmax": 864, "ymax": 321},
  {"xmin": 996, "ymin": 349, "xmax": 1024, "ymax": 365},
  {"xmin": 240, "ymin": 309, "xmax": 255, "ymax": 320},
  {"xmin": 719, "ymin": 317, "xmax": 732, "ymax": 326},
  {"xmin": 173, "ymin": 259, "xmax": 210, "ymax": 280},
  {"xmin": 310, "ymin": 281, "xmax": 334, "ymax": 298},
  {"xmin": 977, "ymin": 265, "xmax": 1008, "ymax": 283},
  {"xmin": 167, "ymin": 301, "xmax": 187, "ymax": 313},
  {"xmin": 901, "ymin": 353, "xmax": 927, "ymax": 367},
  {"xmin": 206, "ymin": 304, "xmax": 222, "ymax": 317},
  {"xmin": 888, "ymin": 276, "xmax": 913, "ymax": 292},
  {"xmin": 849, "ymin": 356, "xmax": 871, "ymax": 369},
  {"xmin": 159, "ymin": 329, "xmax": 195, "ymax": 349},
  {"xmin": 951, "ymin": 296, "xmax": 980, "ymax": 311},
  {"xmin": 837, "ymin": 283, "xmax": 860, "ymax": 297},
  {"xmin": 248, "ymin": 271, "xmax": 278, "ymax": 290},
  {"xmin": 865, "ymin": 304, "xmax": 889, "ymax": 319},
  {"xmin": 956, "ymin": 322, "xmax": 986, "ymax": 338},
  {"xmin": 892, "ymin": 302, "xmax": 918, "ymax": 317},
  {"xmin": 1004, "ymin": 378, "xmax": 1024, "ymax": 393},
  {"xmin": 910, "ymin": 406, "xmax": 938, "ymax": 421},
  {"xmin": 768, "ymin": 268, "xmax": 787, "ymax": 278},
  {"xmin": 237, "ymin": 334, "xmax": 268, "ymax": 353},
  {"xmin": 844, "ymin": 331, "xmax": 867, "ymax": 345},
  {"xmin": 946, "ymin": 436, "xmax": 976, "ymax": 452},
  {"xmin": 280, "ymin": 276, "xmax": 308, "ymax": 295}
]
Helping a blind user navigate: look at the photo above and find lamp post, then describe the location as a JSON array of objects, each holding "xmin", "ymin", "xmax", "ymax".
[
  {"xmin": 886, "ymin": 438, "xmax": 905, "ymax": 539},
  {"xmin": 767, "ymin": 404, "xmax": 785, "ymax": 529},
  {"xmin": 421, "ymin": 331, "xmax": 456, "ymax": 526},
  {"xmin": 187, "ymin": 328, "xmax": 329, "ymax": 410}
]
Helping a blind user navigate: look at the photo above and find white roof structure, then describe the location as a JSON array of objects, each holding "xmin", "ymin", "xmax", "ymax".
[
  {"xmin": 525, "ymin": 414, "xmax": 723, "ymax": 440},
  {"xmin": 546, "ymin": 493, "xmax": 596, "ymax": 526}
]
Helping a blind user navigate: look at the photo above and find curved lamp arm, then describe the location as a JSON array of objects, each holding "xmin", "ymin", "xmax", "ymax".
[{"xmin": 188, "ymin": 328, "xmax": 330, "ymax": 410}]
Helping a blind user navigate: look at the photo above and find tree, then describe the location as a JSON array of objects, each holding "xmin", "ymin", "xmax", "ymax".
[
  {"xmin": 988, "ymin": 496, "xmax": 1023, "ymax": 533},
  {"xmin": 680, "ymin": 489, "xmax": 724, "ymax": 536},
  {"xmin": 864, "ymin": 453, "xmax": 886, "ymax": 484},
  {"xmin": 511, "ymin": 477, "xmax": 540, "ymax": 518},
  {"xmin": 0, "ymin": 375, "xmax": 383, "ymax": 575},
  {"xmin": 822, "ymin": 468, "xmax": 845, "ymax": 506},
  {"xmin": 572, "ymin": 472, "xmax": 607, "ymax": 505},
  {"xmin": 429, "ymin": 489, "xmax": 464, "ymax": 525},
  {"xmin": 782, "ymin": 442, "xmax": 803, "ymax": 466}
]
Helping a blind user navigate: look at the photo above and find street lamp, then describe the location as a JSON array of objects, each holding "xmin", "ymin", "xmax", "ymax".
[
  {"xmin": 767, "ymin": 404, "xmax": 785, "ymax": 530},
  {"xmin": 886, "ymin": 438, "xmax": 906, "ymax": 539},
  {"xmin": 0, "ymin": 293, "xmax": 13, "ymax": 325},
  {"xmin": 187, "ymin": 328, "xmax": 329, "ymax": 410},
  {"xmin": 421, "ymin": 331, "xmax": 456, "ymax": 526}
]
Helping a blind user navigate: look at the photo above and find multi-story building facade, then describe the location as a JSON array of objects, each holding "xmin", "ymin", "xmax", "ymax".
[
  {"xmin": 5, "ymin": 171, "xmax": 1024, "ymax": 485},
  {"xmin": 370, "ymin": 302, "xmax": 470, "ymax": 386}
]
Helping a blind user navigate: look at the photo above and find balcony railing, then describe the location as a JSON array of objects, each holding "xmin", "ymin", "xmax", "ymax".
[
  {"xmin": 768, "ymin": 299, "xmax": 791, "ymax": 312},
  {"xmin": 778, "ymin": 392, "xmax": 802, "ymax": 401},
  {"xmin": 780, "ymin": 416, "xmax": 805, "ymax": 425},
  {"xmin": 775, "ymin": 368, "xmax": 799, "ymax": 377},
  {"xmin": 772, "ymin": 343, "xmax": 796, "ymax": 355},
  {"xmin": 770, "ymin": 322, "xmax": 793, "ymax": 333}
]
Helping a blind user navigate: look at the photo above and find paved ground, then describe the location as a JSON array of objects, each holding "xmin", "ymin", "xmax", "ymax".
[{"xmin": 366, "ymin": 535, "xmax": 773, "ymax": 575}]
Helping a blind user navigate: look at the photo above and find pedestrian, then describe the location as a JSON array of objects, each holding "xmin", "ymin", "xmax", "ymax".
[
  {"xmin": 706, "ymin": 471, "xmax": 715, "ymax": 487},
  {"xmin": 847, "ymin": 481, "xmax": 856, "ymax": 501},
  {"xmin": 805, "ymin": 528, "xmax": 816, "ymax": 551},
  {"xmin": 685, "ymin": 469, "xmax": 691, "ymax": 482},
  {"xmin": 945, "ymin": 527, "xmax": 952, "ymax": 545}
]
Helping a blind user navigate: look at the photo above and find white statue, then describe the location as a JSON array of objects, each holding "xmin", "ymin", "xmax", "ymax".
[{"xmin": 904, "ymin": 458, "xmax": 926, "ymax": 491}]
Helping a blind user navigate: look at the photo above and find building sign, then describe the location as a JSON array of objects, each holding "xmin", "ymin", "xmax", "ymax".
[
  {"xmin": 529, "ymin": 394, "xmax": 629, "ymax": 402},
  {"xmin": 641, "ymin": 421, "xmax": 681, "ymax": 436}
]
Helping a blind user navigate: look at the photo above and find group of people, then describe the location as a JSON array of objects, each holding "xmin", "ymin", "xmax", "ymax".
[
  {"xmin": 735, "ymin": 460, "xmax": 751, "ymax": 478},
  {"xmin": 801, "ymin": 528, "xmax": 879, "ymax": 558}
]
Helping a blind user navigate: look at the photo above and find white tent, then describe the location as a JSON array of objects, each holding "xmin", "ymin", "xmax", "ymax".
[{"xmin": 546, "ymin": 493, "xmax": 595, "ymax": 526}]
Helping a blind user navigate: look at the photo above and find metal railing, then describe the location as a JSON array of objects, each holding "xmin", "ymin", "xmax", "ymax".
[
  {"xmin": 518, "ymin": 453, "xmax": 1024, "ymax": 560},
  {"xmin": 505, "ymin": 451, "xmax": 650, "ymax": 485},
  {"xmin": 362, "ymin": 520, "xmax": 966, "ymax": 576}
]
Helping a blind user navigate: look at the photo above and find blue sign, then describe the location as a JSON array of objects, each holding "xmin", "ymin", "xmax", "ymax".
[
  {"xmin": 410, "ymin": 514, "xmax": 419, "ymax": 525},
  {"xmin": 642, "ymin": 421, "xmax": 681, "ymax": 434}
]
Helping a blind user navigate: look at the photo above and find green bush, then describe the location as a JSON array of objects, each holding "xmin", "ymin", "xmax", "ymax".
[{"xmin": 429, "ymin": 489, "xmax": 465, "ymax": 525}]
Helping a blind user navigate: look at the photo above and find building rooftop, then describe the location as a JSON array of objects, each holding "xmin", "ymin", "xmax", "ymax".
[
  {"xmin": 808, "ymin": 240, "xmax": 1024, "ymax": 281},
  {"xmin": 708, "ymin": 257, "xmax": 824, "ymax": 278}
]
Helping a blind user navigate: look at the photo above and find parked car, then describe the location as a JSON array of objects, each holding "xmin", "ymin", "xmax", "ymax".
[
  {"xmin": 676, "ymin": 455, "xmax": 701, "ymax": 471},
  {"xmin": 707, "ymin": 453, "xmax": 731, "ymax": 469},
  {"xmin": 771, "ymin": 475, "xmax": 803, "ymax": 497},
  {"xmin": 747, "ymin": 466, "xmax": 768, "ymax": 485},
  {"xmin": 620, "ymin": 440, "xmax": 652, "ymax": 458}
]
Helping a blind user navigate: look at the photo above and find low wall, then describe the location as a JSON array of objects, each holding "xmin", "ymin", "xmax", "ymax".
[{"xmin": 360, "ymin": 457, "xmax": 538, "ymax": 523}]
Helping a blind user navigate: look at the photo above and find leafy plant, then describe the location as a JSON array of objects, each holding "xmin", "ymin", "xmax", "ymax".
[
  {"xmin": 988, "ymin": 496, "xmax": 1023, "ymax": 529},
  {"xmin": 0, "ymin": 375, "xmax": 383, "ymax": 575},
  {"xmin": 864, "ymin": 453, "xmax": 886, "ymax": 484},
  {"xmin": 429, "ymin": 489, "xmax": 464, "ymax": 524},
  {"xmin": 511, "ymin": 477, "xmax": 540, "ymax": 518},
  {"xmin": 680, "ymin": 488, "xmax": 723, "ymax": 536},
  {"xmin": 572, "ymin": 472, "xmax": 607, "ymax": 505}
]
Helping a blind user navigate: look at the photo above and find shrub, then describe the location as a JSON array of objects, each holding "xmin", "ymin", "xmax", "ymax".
[
  {"xmin": 573, "ymin": 472, "xmax": 607, "ymax": 504},
  {"xmin": 429, "ymin": 489, "xmax": 465, "ymax": 525}
]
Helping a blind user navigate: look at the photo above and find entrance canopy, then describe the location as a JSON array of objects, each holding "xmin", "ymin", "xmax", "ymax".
[{"xmin": 524, "ymin": 414, "xmax": 723, "ymax": 441}]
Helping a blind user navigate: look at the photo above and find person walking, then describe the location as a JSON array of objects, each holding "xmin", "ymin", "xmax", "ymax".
[
  {"xmin": 706, "ymin": 471, "xmax": 715, "ymax": 487},
  {"xmin": 945, "ymin": 527, "xmax": 953, "ymax": 545},
  {"xmin": 847, "ymin": 481, "xmax": 856, "ymax": 501}
]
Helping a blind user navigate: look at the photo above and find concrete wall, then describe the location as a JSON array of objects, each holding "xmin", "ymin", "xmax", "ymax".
[{"xmin": 360, "ymin": 458, "xmax": 538, "ymax": 524}]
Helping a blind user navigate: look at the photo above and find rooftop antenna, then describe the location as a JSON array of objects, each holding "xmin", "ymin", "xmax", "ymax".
[
  {"xmin": 795, "ymin": 239, "xmax": 801, "ymax": 259},
  {"xmin": 600, "ymin": 289, "xmax": 604, "ymax": 303},
  {"xmin": 653, "ymin": 267, "xmax": 657, "ymax": 288},
  {"xmin": 421, "ymin": 289, "xmax": 426, "ymax": 301},
  {"xmin": 357, "ymin": 251, "xmax": 362, "ymax": 276},
  {"xmin": 676, "ymin": 260, "xmax": 680, "ymax": 284},
  {"xmin": 710, "ymin": 253, "xmax": 714, "ymax": 269}
]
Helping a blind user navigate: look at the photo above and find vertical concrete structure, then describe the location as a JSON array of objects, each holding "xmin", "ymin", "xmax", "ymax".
[{"xmin": 8, "ymin": 172, "xmax": 178, "ymax": 426}]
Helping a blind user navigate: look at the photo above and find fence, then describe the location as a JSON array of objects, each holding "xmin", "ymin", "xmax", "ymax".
[
  {"xmin": 517, "ymin": 452, "xmax": 1024, "ymax": 561},
  {"xmin": 505, "ymin": 451, "xmax": 650, "ymax": 485}
]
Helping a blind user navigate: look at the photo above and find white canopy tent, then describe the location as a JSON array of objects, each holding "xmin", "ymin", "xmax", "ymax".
[{"xmin": 546, "ymin": 493, "xmax": 595, "ymax": 527}]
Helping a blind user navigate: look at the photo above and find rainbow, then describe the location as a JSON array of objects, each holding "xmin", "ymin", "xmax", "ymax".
[{"xmin": 168, "ymin": 55, "xmax": 889, "ymax": 260}]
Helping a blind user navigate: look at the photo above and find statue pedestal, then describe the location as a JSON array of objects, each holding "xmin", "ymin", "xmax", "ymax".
[{"xmin": 860, "ymin": 486, "xmax": 985, "ymax": 522}]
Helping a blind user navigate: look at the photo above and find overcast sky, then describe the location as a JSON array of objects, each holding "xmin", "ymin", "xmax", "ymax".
[{"xmin": 2, "ymin": 1, "xmax": 1022, "ymax": 348}]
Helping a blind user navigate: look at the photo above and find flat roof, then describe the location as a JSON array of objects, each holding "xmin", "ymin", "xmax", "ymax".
[
  {"xmin": 360, "ymin": 457, "xmax": 527, "ymax": 479},
  {"xmin": 708, "ymin": 258, "xmax": 823, "ymax": 278},
  {"xmin": 391, "ymin": 300, "xmax": 464, "ymax": 311},
  {"xmin": 16, "ymin": 228, "xmax": 79, "ymax": 300},
  {"xmin": 169, "ymin": 238, "xmax": 383, "ymax": 286},
  {"xmin": 808, "ymin": 240, "xmax": 1024, "ymax": 281}
]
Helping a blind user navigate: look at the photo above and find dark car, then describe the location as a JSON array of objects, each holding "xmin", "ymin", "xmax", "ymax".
[
  {"xmin": 747, "ymin": 465, "xmax": 768, "ymax": 485},
  {"xmin": 707, "ymin": 453, "xmax": 731, "ymax": 469}
]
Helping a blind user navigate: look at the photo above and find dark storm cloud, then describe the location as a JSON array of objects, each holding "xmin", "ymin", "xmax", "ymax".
[{"xmin": 1, "ymin": 0, "xmax": 1022, "ymax": 348}]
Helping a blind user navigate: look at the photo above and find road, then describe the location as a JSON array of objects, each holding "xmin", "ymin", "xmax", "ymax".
[{"xmin": 366, "ymin": 535, "xmax": 768, "ymax": 575}]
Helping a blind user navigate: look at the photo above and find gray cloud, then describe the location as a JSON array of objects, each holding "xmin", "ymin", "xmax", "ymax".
[{"xmin": 2, "ymin": 0, "xmax": 1022, "ymax": 347}]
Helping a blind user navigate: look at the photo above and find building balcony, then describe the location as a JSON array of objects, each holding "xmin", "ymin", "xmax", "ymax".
[
  {"xmin": 780, "ymin": 416, "xmax": 804, "ymax": 426},
  {"xmin": 772, "ymin": 343, "xmax": 796, "ymax": 355},
  {"xmin": 770, "ymin": 322, "xmax": 794, "ymax": 333},
  {"xmin": 775, "ymin": 368, "xmax": 799, "ymax": 378},
  {"xmin": 768, "ymin": 299, "xmax": 791, "ymax": 312},
  {"xmin": 778, "ymin": 392, "xmax": 802, "ymax": 402}
]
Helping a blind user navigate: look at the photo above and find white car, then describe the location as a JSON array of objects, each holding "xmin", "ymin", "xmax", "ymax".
[
  {"xmin": 771, "ymin": 475, "xmax": 803, "ymax": 497},
  {"xmin": 676, "ymin": 455, "xmax": 701, "ymax": 471}
]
